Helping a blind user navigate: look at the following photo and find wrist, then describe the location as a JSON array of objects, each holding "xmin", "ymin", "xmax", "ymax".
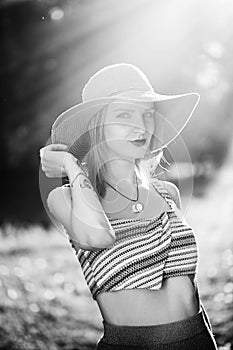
[
  {"xmin": 64, "ymin": 153, "xmax": 78, "ymax": 172},
  {"xmin": 64, "ymin": 154, "xmax": 85, "ymax": 177}
]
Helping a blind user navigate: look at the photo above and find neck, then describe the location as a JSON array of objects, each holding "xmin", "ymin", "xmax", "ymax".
[{"xmin": 104, "ymin": 159, "xmax": 137, "ymax": 187}]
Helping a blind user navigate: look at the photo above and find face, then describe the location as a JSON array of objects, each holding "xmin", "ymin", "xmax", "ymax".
[{"xmin": 103, "ymin": 100, "xmax": 155, "ymax": 161}]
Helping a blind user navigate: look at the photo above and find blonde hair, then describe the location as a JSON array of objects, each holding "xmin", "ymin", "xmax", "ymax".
[{"xmin": 83, "ymin": 103, "xmax": 165, "ymax": 199}]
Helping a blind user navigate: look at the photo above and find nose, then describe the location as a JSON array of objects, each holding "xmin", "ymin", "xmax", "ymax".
[{"xmin": 132, "ymin": 112, "xmax": 146, "ymax": 135}]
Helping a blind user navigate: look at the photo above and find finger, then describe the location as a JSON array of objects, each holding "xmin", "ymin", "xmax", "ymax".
[
  {"xmin": 40, "ymin": 144, "xmax": 68, "ymax": 156},
  {"xmin": 49, "ymin": 144, "xmax": 68, "ymax": 151},
  {"xmin": 39, "ymin": 147, "xmax": 46, "ymax": 158}
]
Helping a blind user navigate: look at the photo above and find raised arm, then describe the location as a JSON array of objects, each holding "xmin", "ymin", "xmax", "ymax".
[{"xmin": 41, "ymin": 144, "xmax": 116, "ymax": 251}]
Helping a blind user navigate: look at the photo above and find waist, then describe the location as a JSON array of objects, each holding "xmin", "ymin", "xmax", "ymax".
[
  {"xmin": 100, "ymin": 305, "xmax": 206, "ymax": 346},
  {"xmin": 96, "ymin": 276, "xmax": 200, "ymax": 326}
]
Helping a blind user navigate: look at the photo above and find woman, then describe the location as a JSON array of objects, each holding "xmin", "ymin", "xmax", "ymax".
[{"xmin": 40, "ymin": 63, "xmax": 218, "ymax": 349}]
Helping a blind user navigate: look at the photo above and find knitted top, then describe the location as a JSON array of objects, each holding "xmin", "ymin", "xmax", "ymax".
[{"xmin": 68, "ymin": 178, "xmax": 199, "ymax": 300}]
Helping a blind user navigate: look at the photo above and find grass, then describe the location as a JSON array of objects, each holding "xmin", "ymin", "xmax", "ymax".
[
  {"xmin": 1, "ymin": 159, "xmax": 233, "ymax": 349},
  {"xmin": 0, "ymin": 227, "xmax": 102, "ymax": 350}
]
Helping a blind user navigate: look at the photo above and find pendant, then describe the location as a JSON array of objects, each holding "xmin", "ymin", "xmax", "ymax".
[{"xmin": 132, "ymin": 203, "xmax": 144, "ymax": 213}]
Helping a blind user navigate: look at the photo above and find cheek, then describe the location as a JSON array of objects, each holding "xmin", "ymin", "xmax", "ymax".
[{"xmin": 104, "ymin": 124, "xmax": 128, "ymax": 142}]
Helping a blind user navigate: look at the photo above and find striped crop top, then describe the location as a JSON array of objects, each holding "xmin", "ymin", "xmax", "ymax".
[{"xmin": 68, "ymin": 178, "xmax": 199, "ymax": 300}]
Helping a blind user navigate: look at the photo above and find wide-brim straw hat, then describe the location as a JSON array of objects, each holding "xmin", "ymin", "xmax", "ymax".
[{"xmin": 51, "ymin": 63, "xmax": 200, "ymax": 163}]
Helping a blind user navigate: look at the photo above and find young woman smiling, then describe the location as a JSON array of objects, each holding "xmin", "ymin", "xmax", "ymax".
[{"xmin": 39, "ymin": 63, "xmax": 218, "ymax": 349}]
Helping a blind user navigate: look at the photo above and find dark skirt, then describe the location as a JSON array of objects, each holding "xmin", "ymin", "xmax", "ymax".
[{"xmin": 95, "ymin": 303, "xmax": 218, "ymax": 350}]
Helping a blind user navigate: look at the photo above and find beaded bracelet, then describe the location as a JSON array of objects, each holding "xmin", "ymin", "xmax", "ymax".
[{"xmin": 75, "ymin": 156, "xmax": 83, "ymax": 168}]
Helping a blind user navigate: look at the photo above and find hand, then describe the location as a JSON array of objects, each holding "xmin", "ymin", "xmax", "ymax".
[{"xmin": 39, "ymin": 143, "xmax": 76, "ymax": 178}]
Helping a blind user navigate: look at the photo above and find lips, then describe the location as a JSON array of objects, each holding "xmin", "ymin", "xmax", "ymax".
[{"xmin": 130, "ymin": 139, "xmax": 146, "ymax": 146}]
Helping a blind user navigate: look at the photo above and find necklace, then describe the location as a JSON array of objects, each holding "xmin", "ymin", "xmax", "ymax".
[{"xmin": 104, "ymin": 174, "xmax": 144, "ymax": 213}]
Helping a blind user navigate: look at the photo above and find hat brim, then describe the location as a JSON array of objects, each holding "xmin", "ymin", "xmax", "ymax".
[{"xmin": 51, "ymin": 91, "xmax": 200, "ymax": 162}]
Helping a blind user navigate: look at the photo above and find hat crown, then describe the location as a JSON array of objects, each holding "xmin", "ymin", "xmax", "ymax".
[{"xmin": 82, "ymin": 63, "xmax": 154, "ymax": 102}]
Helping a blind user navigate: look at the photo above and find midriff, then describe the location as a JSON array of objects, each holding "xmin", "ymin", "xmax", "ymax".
[
  {"xmin": 96, "ymin": 275, "xmax": 200, "ymax": 326},
  {"xmin": 97, "ymin": 181, "xmax": 199, "ymax": 325}
]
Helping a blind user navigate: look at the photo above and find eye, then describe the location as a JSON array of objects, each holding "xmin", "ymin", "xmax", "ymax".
[
  {"xmin": 144, "ymin": 110, "xmax": 155, "ymax": 118},
  {"xmin": 117, "ymin": 113, "xmax": 130, "ymax": 118}
]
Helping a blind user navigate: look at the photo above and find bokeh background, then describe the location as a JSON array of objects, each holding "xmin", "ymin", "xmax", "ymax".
[{"xmin": 1, "ymin": 0, "xmax": 233, "ymax": 349}]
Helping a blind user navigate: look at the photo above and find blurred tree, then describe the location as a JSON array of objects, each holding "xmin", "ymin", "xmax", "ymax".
[{"xmin": 1, "ymin": 0, "xmax": 233, "ymax": 226}]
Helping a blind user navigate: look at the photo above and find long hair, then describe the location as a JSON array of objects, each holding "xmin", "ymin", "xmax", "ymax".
[
  {"xmin": 83, "ymin": 103, "xmax": 165, "ymax": 199},
  {"xmin": 84, "ymin": 106, "xmax": 109, "ymax": 200}
]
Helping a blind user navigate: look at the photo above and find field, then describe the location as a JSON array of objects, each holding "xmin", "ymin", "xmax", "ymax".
[
  {"xmin": 1, "ymin": 1, "xmax": 233, "ymax": 347},
  {"xmin": 1, "ymin": 145, "xmax": 233, "ymax": 350}
]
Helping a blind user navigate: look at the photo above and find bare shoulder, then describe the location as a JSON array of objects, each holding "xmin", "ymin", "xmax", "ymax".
[{"xmin": 161, "ymin": 180, "xmax": 182, "ymax": 210}]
